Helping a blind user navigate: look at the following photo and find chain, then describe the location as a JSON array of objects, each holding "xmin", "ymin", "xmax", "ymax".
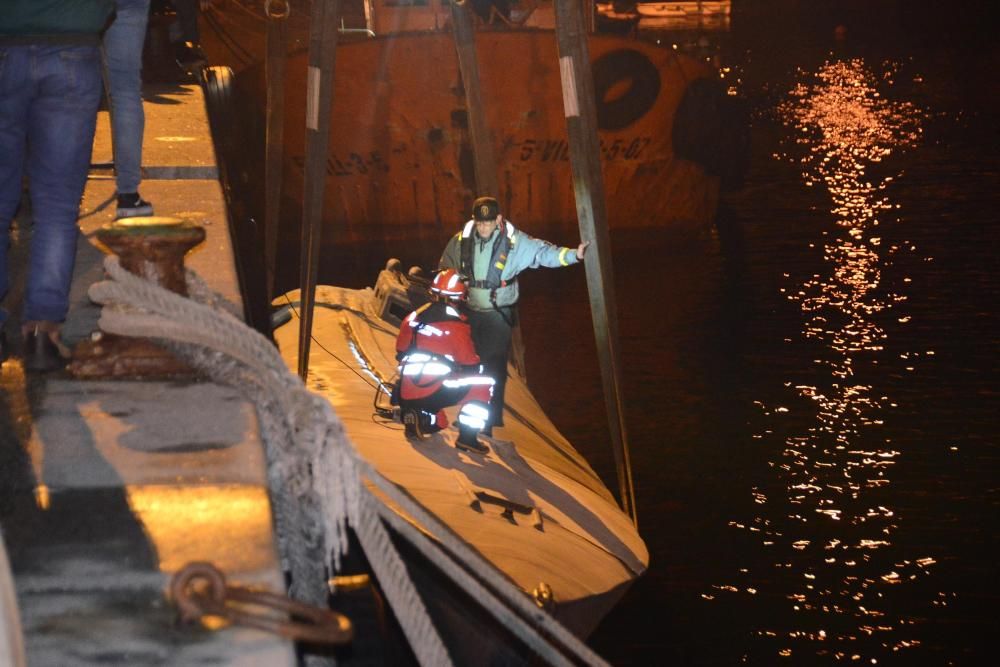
[{"xmin": 170, "ymin": 562, "xmax": 352, "ymax": 645}]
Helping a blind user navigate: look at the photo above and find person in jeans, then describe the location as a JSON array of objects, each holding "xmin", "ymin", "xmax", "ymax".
[
  {"xmin": 104, "ymin": 0, "xmax": 154, "ymax": 218},
  {"xmin": 0, "ymin": 0, "xmax": 114, "ymax": 370}
]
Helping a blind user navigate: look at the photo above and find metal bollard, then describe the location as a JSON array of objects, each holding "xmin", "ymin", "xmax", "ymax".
[{"xmin": 68, "ymin": 216, "xmax": 205, "ymax": 379}]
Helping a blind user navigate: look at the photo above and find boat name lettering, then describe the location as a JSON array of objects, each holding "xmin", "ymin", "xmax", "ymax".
[
  {"xmin": 517, "ymin": 137, "xmax": 651, "ymax": 162},
  {"xmin": 292, "ymin": 151, "xmax": 390, "ymax": 176}
]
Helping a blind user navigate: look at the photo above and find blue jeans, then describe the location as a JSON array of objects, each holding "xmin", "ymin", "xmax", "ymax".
[
  {"xmin": 104, "ymin": 0, "xmax": 150, "ymax": 195},
  {"xmin": 0, "ymin": 45, "xmax": 102, "ymax": 326}
]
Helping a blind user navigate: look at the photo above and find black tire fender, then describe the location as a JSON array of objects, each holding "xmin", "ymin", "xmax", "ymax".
[
  {"xmin": 591, "ymin": 49, "xmax": 661, "ymax": 131},
  {"xmin": 201, "ymin": 65, "xmax": 237, "ymax": 159}
]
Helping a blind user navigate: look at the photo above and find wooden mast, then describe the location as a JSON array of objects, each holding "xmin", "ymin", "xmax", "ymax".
[
  {"xmin": 264, "ymin": 3, "xmax": 289, "ymax": 303},
  {"xmin": 553, "ymin": 0, "xmax": 638, "ymax": 526},
  {"xmin": 450, "ymin": 2, "xmax": 499, "ymax": 199},
  {"xmin": 297, "ymin": 0, "xmax": 342, "ymax": 380}
]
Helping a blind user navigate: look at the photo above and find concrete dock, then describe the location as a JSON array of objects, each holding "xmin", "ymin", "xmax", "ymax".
[{"xmin": 0, "ymin": 80, "xmax": 295, "ymax": 665}]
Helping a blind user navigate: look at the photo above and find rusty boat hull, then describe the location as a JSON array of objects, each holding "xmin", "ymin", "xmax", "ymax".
[{"xmin": 202, "ymin": 10, "xmax": 723, "ymax": 243}]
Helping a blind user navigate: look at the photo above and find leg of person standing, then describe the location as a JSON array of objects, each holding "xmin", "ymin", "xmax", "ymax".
[
  {"xmin": 104, "ymin": 0, "xmax": 153, "ymax": 219},
  {"xmin": 22, "ymin": 45, "xmax": 103, "ymax": 370},
  {"xmin": 0, "ymin": 46, "xmax": 32, "ymax": 361},
  {"xmin": 468, "ymin": 308, "xmax": 513, "ymax": 433}
]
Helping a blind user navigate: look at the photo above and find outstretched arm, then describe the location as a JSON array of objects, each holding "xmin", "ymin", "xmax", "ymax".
[{"xmin": 509, "ymin": 231, "xmax": 586, "ymax": 272}]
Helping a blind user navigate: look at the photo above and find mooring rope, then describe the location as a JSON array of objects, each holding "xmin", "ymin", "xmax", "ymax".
[{"xmin": 88, "ymin": 255, "xmax": 607, "ymax": 667}]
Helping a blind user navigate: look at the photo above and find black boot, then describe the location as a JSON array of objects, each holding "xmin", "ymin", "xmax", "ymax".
[
  {"xmin": 402, "ymin": 409, "xmax": 422, "ymax": 439},
  {"xmin": 0, "ymin": 330, "xmax": 8, "ymax": 362},
  {"xmin": 23, "ymin": 328, "xmax": 65, "ymax": 373},
  {"xmin": 456, "ymin": 425, "xmax": 489, "ymax": 454}
]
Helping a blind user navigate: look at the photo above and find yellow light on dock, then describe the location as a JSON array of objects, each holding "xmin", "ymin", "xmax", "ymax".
[{"xmin": 125, "ymin": 484, "xmax": 275, "ymax": 575}]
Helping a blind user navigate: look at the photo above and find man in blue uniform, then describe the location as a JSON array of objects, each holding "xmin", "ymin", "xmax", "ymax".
[{"xmin": 439, "ymin": 196, "xmax": 589, "ymax": 433}]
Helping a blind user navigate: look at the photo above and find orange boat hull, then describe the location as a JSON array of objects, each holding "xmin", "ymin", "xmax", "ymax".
[{"xmin": 206, "ymin": 18, "xmax": 721, "ymax": 242}]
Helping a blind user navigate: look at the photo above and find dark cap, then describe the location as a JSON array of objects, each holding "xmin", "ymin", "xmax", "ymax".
[{"xmin": 472, "ymin": 196, "xmax": 500, "ymax": 222}]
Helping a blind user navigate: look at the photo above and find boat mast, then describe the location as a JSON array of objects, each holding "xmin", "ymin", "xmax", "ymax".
[
  {"xmin": 298, "ymin": 0, "xmax": 343, "ymax": 380},
  {"xmin": 450, "ymin": 2, "xmax": 499, "ymax": 201},
  {"xmin": 553, "ymin": 0, "xmax": 638, "ymax": 526},
  {"xmin": 264, "ymin": 3, "xmax": 289, "ymax": 303}
]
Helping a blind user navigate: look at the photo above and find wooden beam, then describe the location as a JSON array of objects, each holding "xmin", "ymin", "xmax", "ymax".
[
  {"xmin": 553, "ymin": 0, "xmax": 638, "ymax": 526},
  {"xmin": 449, "ymin": 3, "xmax": 499, "ymax": 196},
  {"xmin": 264, "ymin": 9, "xmax": 288, "ymax": 304},
  {"xmin": 449, "ymin": 3, "xmax": 528, "ymax": 379},
  {"xmin": 297, "ymin": 0, "xmax": 342, "ymax": 380}
]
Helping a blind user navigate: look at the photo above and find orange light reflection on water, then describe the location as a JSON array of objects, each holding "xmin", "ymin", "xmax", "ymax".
[{"xmin": 710, "ymin": 58, "xmax": 935, "ymax": 660}]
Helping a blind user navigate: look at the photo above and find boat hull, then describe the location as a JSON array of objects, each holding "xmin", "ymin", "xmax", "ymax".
[
  {"xmin": 203, "ymin": 12, "xmax": 722, "ymax": 241},
  {"xmin": 272, "ymin": 270, "xmax": 649, "ymax": 648}
]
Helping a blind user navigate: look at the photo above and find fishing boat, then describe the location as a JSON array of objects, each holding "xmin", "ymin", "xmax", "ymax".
[
  {"xmin": 199, "ymin": 0, "xmax": 745, "ymax": 243},
  {"xmin": 271, "ymin": 261, "xmax": 648, "ymax": 660},
  {"xmin": 632, "ymin": 0, "xmax": 731, "ymax": 19}
]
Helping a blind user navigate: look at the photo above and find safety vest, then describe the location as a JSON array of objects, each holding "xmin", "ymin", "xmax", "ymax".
[{"xmin": 459, "ymin": 220, "xmax": 518, "ymax": 292}]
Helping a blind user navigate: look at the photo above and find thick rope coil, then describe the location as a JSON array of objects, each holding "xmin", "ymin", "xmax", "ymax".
[
  {"xmin": 183, "ymin": 267, "xmax": 245, "ymax": 320},
  {"xmin": 90, "ymin": 258, "xmax": 334, "ymax": 607}
]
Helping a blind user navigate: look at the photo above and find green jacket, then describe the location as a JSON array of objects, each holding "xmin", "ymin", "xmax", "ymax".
[
  {"xmin": 0, "ymin": 0, "xmax": 114, "ymax": 39},
  {"xmin": 439, "ymin": 219, "xmax": 580, "ymax": 312}
]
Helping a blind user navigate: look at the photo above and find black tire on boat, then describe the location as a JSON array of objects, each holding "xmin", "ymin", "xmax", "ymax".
[
  {"xmin": 198, "ymin": 65, "xmax": 273, "ymax": 336},
  {"xmin": 201, "ymin": 66, "xmax": 238, "ymax": 160}
]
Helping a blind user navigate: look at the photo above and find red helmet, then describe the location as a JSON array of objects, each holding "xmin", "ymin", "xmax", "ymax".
[{"xmin": 431, "ymin": 269, "xmax": 467, "ymax": 300}]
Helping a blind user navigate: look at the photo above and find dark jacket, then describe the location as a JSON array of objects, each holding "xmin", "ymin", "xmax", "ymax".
[{"xmin": 0, "ymin": 0, "xmax": 114, "ymax": 42}]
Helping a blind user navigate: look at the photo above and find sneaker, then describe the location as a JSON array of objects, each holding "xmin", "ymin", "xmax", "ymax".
[
  {"xmin": 23, "ymin": 327, "xmax": 66, "ymax": 373},
  {"xmin": 116, "ymin": 193, "xmax": 154, "ymax": 219}
]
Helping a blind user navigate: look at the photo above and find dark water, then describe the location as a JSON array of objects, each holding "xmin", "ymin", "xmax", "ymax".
[{"xmin": 512, "ymin": 4, "xmax": 999, "ymax": 665}]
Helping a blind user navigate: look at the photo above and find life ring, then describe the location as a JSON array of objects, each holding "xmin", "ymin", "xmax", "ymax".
[{"xmin": 591, "ymin": 49, "xmax": 661, "ymax": 131}]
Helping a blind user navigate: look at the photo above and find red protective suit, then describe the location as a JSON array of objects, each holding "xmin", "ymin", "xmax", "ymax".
[{"xmin": 394, "ymin": 300, "xmax": 494, "ymax": 428}]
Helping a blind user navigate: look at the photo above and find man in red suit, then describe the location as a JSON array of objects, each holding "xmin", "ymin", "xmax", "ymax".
[{"xmin": 395, "ymin": 269, "xmax": 495, "ymax": 453}]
